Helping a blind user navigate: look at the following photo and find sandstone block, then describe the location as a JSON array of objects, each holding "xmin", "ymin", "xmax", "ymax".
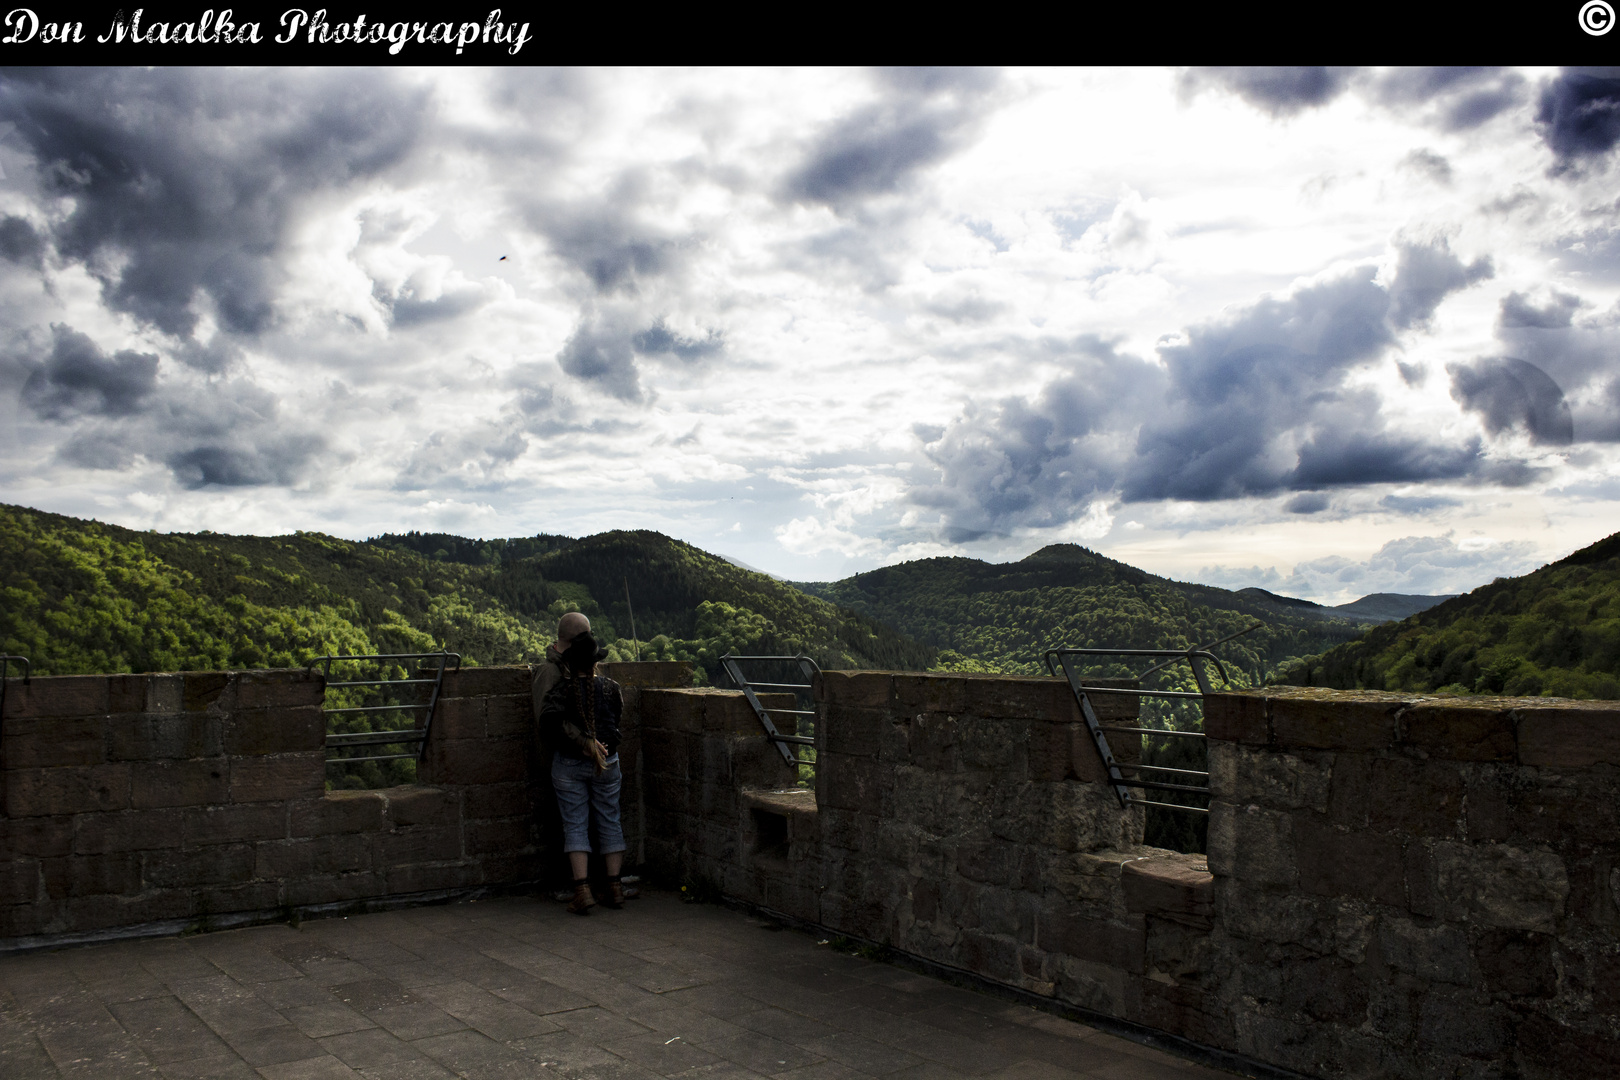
[
  {"xmin": 484, "ymin": 695, "xmax": 533, "ymax": 738},
  {"xmin": 430, "ymin": 696, "xmax": 485, "ymax": 740},
  {"xmin": 380, "ymin": 827, "xmax": 461, "ymax": 865},
  {"xmin": 819, "ymin": 752, "xmax": 885, "ymax": 814},
  {"xmin": 1293, "ymin": 814, "xmax": 1403, "ymax": 906},
  {"xmin": 385, "ymin": 862, "xmax": 478, "ymax": 895},
  {"xmin": 107, "ymin": 713, "xmax": 221, "ymax": 761},
  {"xmin": 291, "ymin": 792, "xmax": 386, "ymax": 837},
  {"xmin": 145, "ymin": 675, "xmax": 183, "ymax": 714},
  {"xmin": 1271, "ymin": 693, "xmax": 1402, "ymax": 752},
  {"xmin": 1398, "ymin": 702, "xmax": 1516, "ymax": 762},
  {"xmin": 1208, "ymin": 743, "xmax": 1330, "ymax": 811},
  {"xmin": 1122, "ymin": 855, "xmax": 1214, "ymax": 925},
  {"xmin": 225, "ymin": 706, "xmax": 325, "ymax": 755},
  {"xmin": 440, "ymin": 666, "xmax": 531, "ymax": 698},
  {"xmin": 76, "ymin": 809, "xmax": 183, "ymax": 854},
  {"xmin": 41, "ymin": 853, "xmax": 140, "ymax": 899},
  {"xmin": 820, "ymin": 670, "xmax": 894, "ymax": 710},
  {"xmin": 1434, "ymin": 841, "xmax": 1568, "ymax": 933},
  {"xmin": 1376, "ymin": 916, "xmax": 1476, "ymax": 985},
  {"xmin": 1204, "ymin": 693, "xmax": 1269, "ymax": 745},
  {"xmin": 0, "ymin": 859, "xmax": 38, "ymax": 905},
  {"xmin": 4, "ymin": 764, "xmax": 131, "ymax": 817},
  {"xmin": 462, "ymin": 782, "xmax": 525, "ymax": 821},
  {"xmin": 1474, "ymin": 928, "xmax": 1557, "ymax": 998},
  {"xmin": 183, "ymin": 803, "xmax": 286, "ymax": 847},
  {"xmin": 1039, "ymin": 909, "xmax": 1147, "ymax": 974},
  {"xmin": 1516, "ymin": 705, "xmax": 1620, "ymax": 769},
  {"xmin": 1222, "ymin": 804, "xmax": 1298, "ymax": 888},
  {"xmin": 68, "ymin": 888, "xmax": 190, "ymax": 932},
  {"xmin": 599, "ymin": 660, "xmax": 694, "ymax": 688},
  {"xmin": 385, "ymin": 785, "xmax": 460, "ymax": 827},
  {"xmin": 1, "ymin": 815, "xmax": 74, "ymax": 858},
  {"xmin": 132, "ymin": 759, "xmax": 229, "ymax": 809},
  {"xmin": 283, "ymin": 872, "xmax": 385, "ymax": 907},
  {"xmin": 2, "ymin": 715, "xmax": 104, "ymax": 768},
  {"xmin": 425, "ymin": 737, "xmax": 526, "ymax": 786},
  {"xmin": 229, "ymin": 752, "xmax": 324, "ymax": 803},
  {"xmin": 182, "ymin": 672, "xmax": 232, "ymax": 712},
  {"xmin": 235, "ymin": 670, "xmax": 324, "ymax": 709},
  {"xmin": 1366, "ymin": 756, "xmax": 1464, "ymax": 838},
  {"xmin": 194, "ymin": 881, "xmax": 281, "ymax": 917},
  {"xmin": 145, "ymin": 843, "xmax": 256, "ymax": 888},
  {"xmin": 640, "ymin": 689, "xmax": 706, "ymax": 733},
  {"xmin": 1, "ymin": 675, "xmax": 109, "ymax": 719},
  {"xmin": 107, "ymin": 674, "xmax": 146, "ymax": 713},
  {"xmin": 255, "ymin": 834, "xmax": 371, "ymax": 878},
  {"xmin": 464, "ymin": 818, "xmax": 530, "ymax": 857},
  {"xmin": 823, "ymin": 707, "xmax": 884, "ymax": 758}
]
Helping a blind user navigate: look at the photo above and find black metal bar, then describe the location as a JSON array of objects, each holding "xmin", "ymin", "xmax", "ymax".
[
  {"xmin": 313, "ymin": 650, "xmax": 459, "ymax": 768},
  {"xmin": 1128, "ymin": 798, "xmax": 1210, "ymax": 815},
  {"xmin": 721, "ymin": 655, "xmax": 797, "ymax": 767},
  {"xmin": 762, "ymin": 707, "xmax": 817, "ymax": 717},
  {"xmin": 325, "ymin": 752, "xmax": 419, "ymax": 764},
  {"xmin": 309, "ymin": 652, "xmax": 465, "ymax": 666},
  {"xmin": 1098, "ymin": 726, "xmax": 1207, "ymax": 738},
  {"xmin": 745, "ymin": 681, "xmax": 816, "ymax": 690},
  {"xmin": 1051, "ymin": 656, "xmax": 1133, "ymax": 808},
  {"xmin": 325, "ymin": 704, "xmax": 428, "ymax": 714},
  {"xmin": 770, "ymin": 735, "xmax": 816, "ymax": 745},
  {"xmin": 1119, "ymin": 764, "xmax": 1211, "ymax": 778},
  {"xmin": 328, "ymin": 732, "xmax": 426, "ymax": 746},
  {"xmin": 1134, "ymin": 622, "xmax": 1263, "ymax": 680},
  {"xmin": 1113, "ymin": 777, "xmax": 1211, "ymax": 795},
  {"xmin": 1075, "ymin": 685, "xmax": 1203, "ymax": 700}
]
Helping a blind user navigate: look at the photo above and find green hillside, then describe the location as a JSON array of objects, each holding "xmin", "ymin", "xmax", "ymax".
[
  {"xmin": 0, "ymin": 505, "xmax": 934, "ymax": 682},
  {"xmin": 1277, "ymin": 532, "xmax": 1620, "ymax": 700},
  {"xmin": 796, "ymin": 543, "xmax": 1369, "ymax": 684}
]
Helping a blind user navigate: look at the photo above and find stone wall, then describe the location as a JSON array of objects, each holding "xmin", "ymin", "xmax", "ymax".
[
  {"xmin": 641, "ymin": 674, "xmax": 1620, "ymax": 1080},
  {"xmin": 0, "ymin": 661, "xmax": 692, "ymax": 948},
  {"xmin": 1205, "ymin": 687, "xmax": 1620, "ymax": 1080}
]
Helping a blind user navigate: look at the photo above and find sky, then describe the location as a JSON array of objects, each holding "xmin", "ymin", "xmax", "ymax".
[{"xmin": 2, "ymin": 66, "xmax": 1619, "ymax": 603}]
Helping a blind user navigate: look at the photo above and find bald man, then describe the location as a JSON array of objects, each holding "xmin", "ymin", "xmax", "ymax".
[{"xmin": 534, "ymin": 611, "xmax": 591, "ymax": 706}]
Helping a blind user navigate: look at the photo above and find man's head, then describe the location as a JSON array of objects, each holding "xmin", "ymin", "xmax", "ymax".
[{"xmin": 556, "ymin": 611, "xmax": 591, "ymax": 649}]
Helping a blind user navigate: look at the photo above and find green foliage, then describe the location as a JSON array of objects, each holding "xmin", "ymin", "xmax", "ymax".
[{"xmin": 1276, "ymin": 532, "xmax": 1620, "ymax": 700}]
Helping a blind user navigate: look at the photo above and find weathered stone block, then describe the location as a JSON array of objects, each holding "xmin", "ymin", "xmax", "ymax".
[
  {"xmin": 385, "ymin": 862, "xmax": 478, "ymax": 895},
  {"xmin": 1294, "ymin": 815, "xmax": 1403, "ymax": 906},
  {"xmin": 1271, "ymin": 693, "xmax": 1402, "ymax": 752},
  {"xmin": 464, "ymin": 818, "xmax": 530, "ymax": 857},
  {"xmin": 823, "ymin": 707, "xmax": 884, "ymax": 758},
  {"xmin": 1204, "ymin": 693, "xmax": 1269, "ymax": 745},
  {"xmin": 380, "ymin": 827, "xmax": 461, "ymax": 865},
  {"xmin": 640, "ymin": 689, "xmax": 705, "ymax": 733},
  {"xmin": 1122, "ymin": 855, "xmax": 1213, "ymax": 925},
  {"xmin": 132, "ymin": 759, "xmax": 229, "ymax": 809},
  {"xmin": 462, "ymin": 782, "xmax": 525, "ymax": 821},
  {"xmin": 225, "ymin": 706, "xmax": 325, "ymax": 756},
  {"xmin": 820, "ymin": 670, "xmax": 894, "ymax": 711},
  {"xmin": 235, "ymin": 670, "xmax": 324, "ymax": 709},
  {"xmin": 1, "ymin": 675, "xmax": 109, "ymax": 718},
  {"xmin": 146, "ymin": 843, "xmax": 256, "ymax": 888},
  {"xmin": 819, "ymin": 752, "xmax": 884, "ymax": 814},
  {"xmin": 1399, "ymin": 702, "xmax": 1516, "ymax": 762},
  {"xmin": 484, "ymin": 695, "xmax": 533, "ymax": 738},
  {"xmin": 41, "ymin": 853, "xmax": 140, "ymax": 898},
  {"xmin": 1376, "ymin": 915, "xmax": 1476, "ymax": 984},
  {"xmin": 183, "ymin": 803, "xmax": 285, "ymax": 847},
  {"xmin": 145, "ymin": 675, "xmax": 183, "ymax": 714},
  {"xmin": 1366, "ymin": 756, "xmax": 1464, "ymax": 838},
  {"xmin": 1416, "ymin": 987, "xmax": 1508, "ymax": 1057},
  {"xmin": 68, "ymin": 888, "xmax": 190, "ymax": 931},
  {"xmin": 1208, "ymin": 743, "xmax": 1330, "ymax": 811},
  {"xmin": 4, "ymin": 764, "xmax": 131, "ymax": 817},
  {"xmin": 108, "ymin": 674, "xmax": 146, "ymax": 714},
  {"xmin": 425, "ymin": 738, "xmax": 526, "ymax": 785},
  {"xmin": 0, "ymin": 859, "xmax": 38, "ymax": 905},
  {"xmin": 291, "ymin": 792, "xmax": 386, "ymax": 837},
  {"xmin": 283, "ymin": 872, "xmax": 385, "ymax": 906},
  {"xmin": 75, "ymin": 809, "xmax": 182, "ymax": 854},
  {"xmin": 1516, "ymin": 705, "xmax": 1620, "ymax": 769},
  {"xmin": 2, "ymin": 716, "xmax": 104, "ymax": 767},
  {"xmin": 107, "ymin": 713, "xmax": 220, "ymax": 761},
  {"xmin": 386, "ymin": 785, "xmax": 459, "ymax": 827},
  {"xmin": 255, "ymin": 834, "xmax": 371, "ymax": 878},
  {"xmin": 1434, "ymin": 841, "xmax": 1568, "ymax": 933},
  {"xmin": 430, "ymin": 696, "xmax": 485, "ymax": 741},
  {"xmin": 1, "ymin": 815, "xmax": 74, "ymax": 858},
  {"xmin": 440, "ymin": 666, "xmax": 531, "ymax": 698},
  {"xmin": 1040, "ymin": 909, "xmax": 1146, "ymax": 973},
  {"xmin": 183, "ymin": 672, "xmax": 232, "ymax": 712},
  {"xmin": 194, "ymin": 881, "xmax": 281, "ymax": 917},
  {"xmin": 229, "ymin": 752, "xmax": 324, "ymax": 803},
  {"xmin": 1223, "ymin": 804, "xmax": 1298, "ymax": 888},
  {"xmin": 599, "ymin": 660, "xmax": 694, "ymax": 688},
  {"xmin": 1474, "ymin": 928, "xmax": 1557, "ymax": 998}
]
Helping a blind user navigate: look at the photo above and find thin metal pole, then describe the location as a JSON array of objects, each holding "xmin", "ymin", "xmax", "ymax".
[{"xmin": 624, "ymin": 577, "xmax": 640, "ymax": 661}]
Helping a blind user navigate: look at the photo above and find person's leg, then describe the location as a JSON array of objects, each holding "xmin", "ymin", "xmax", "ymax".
[
  {"xmin": 550, "ymin": 755, "xmax": 596, "ymax": 914},
  {"xmin": 589, "ymin": 756, "xmax": 628, "ymax": 907}
]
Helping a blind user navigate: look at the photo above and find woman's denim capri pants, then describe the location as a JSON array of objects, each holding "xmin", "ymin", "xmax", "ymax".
[{"xmin": 551, "ymin": 753, "xmax": 626, "ymax": 854}]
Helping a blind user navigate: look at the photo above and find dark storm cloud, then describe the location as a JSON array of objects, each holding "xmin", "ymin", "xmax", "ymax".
[
  {"xmin": 783, "ymin": 67, "xmax": 1000, "ymax": 207},
  {"xmin": 919, "ymin": 246, "xmax": 1500, "ymax": 533},
  {"xmin": 1399, "ymin": 149, "xmax": 1453, "ymax": 186},
  {"xmin": 1178, "ymin": 68, "xmax": 1355, "ymax": 118},
  {"xmin": 0, "ymin": 215, "xmax": 44, "ymax": 269},
  {"xmin": 396, "ymin": 424, "xmax": 527, "ymax": 490},
  {"xmin": 20, "ymin": 325, "xmax": 158, "ymax": 420},
  {"xmin": 1449, "ymin": 358, "xmax": 1574, "ymax": 446},
  {"xmin": 1386, "ymin": 235, "xmax": 1493, "ymax": 330},
  {"xmin": 389, "ymin": 284, "xmax": 491, "ymax": 329},
  {"xmin": 1500, "ymin": 290, "xmax": 1581, "ymax": 329},
  {"xmin": 632, "ymin": 321, "xmax": 723, "ymax": 361},
  {"xmin": 0, "ymin": 68, "xmax": 428, "ymax": 341},
  {"xmin": 1370, "ymin": 68, "xmax": 1525, "ymax": 131},
  {"xmin": 1535, "ymin": 69, "xmax": 1620, "ymax": 168}
]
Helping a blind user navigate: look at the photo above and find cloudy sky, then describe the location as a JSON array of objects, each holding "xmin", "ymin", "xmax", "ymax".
[{"xmin": 2, "ymin": 66, "xmax": 1618, "ymax": 602}]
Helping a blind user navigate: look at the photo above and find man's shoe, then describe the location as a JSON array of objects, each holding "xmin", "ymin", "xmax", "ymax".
[
  {"xmin": 602, "ymin": 878, "xmax": 625, "ymax": 909},
  {"xmin": 567, "ymin": 882, "xmax": 595, "ymax": 915}
]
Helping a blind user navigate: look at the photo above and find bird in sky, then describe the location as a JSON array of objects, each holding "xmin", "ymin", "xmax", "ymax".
[{"xmin": 499, "ymin": 255, "xmax": 507, "ymax": 261}]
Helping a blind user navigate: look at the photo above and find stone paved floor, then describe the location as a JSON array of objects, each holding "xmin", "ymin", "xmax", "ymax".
[{"xmin": 0, "ymin": 889, "xmax": 1237, "ymax": 1080}]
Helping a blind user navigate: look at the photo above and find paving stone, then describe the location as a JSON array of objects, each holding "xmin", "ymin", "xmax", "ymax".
[
  {"xmin": 217, "ymin": 1024, "xmax": 324, "ymax": 1068},
  {"xmin": 256, "ymin": 1056, "xmax": 364, "ymax": 1080},
  {"xmin": 280, "ymin": 1002, "xmax": 378, "ymax": 1039},
  {"xmin": 604, "ymin": 1029, "xmax": 725, "ymax": 1073},
  {"xmin": 355, "ymin": 1062, "xmax": 459, "ymax": 1080},
  {"xmin": 108, "ymin": 996, "xmax": 232, "ymax": 1063},
  {"xmin": 697, "ymin": 1028, "xmax": 825, "ymax": 1073},
  {"xmin": 364, "ymin": 1003, "xmax": 468, "ymax": 1042},
  {"xmin": 156, "ymin": 1052, "xmax": 260, "ymax": 1079},
  {"xmin": 797, "ymin": 1032, "xmax": 924, "ymax": 1075},
  {"xmin": 412, "ymin": 1029, "xmax": 536, "ymax": 1080}
]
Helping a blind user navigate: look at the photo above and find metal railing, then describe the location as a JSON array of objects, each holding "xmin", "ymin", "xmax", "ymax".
[
  {"xmin": 1045, "ymin": 625, "xmax": 1260, "ymax": 816},
  {"xmin": 308, "ymin": 651, "xmax": 460, "ymax": 767},
  {"xmin": 719, "ymin": 653, "xmax": 820, "ymax": 782}
]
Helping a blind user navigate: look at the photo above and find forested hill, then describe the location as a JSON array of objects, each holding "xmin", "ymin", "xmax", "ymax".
[
  {"xmin": 1277, "ymin": 531, "xmax": 1620, "ymax": 700},
  {"xmin": 794, "ymin": 544, "xmax": 1372, "ymax": 684},
  {"xmin": 0, "ymin": 505, "xmax": 933, "ymax": 681}
]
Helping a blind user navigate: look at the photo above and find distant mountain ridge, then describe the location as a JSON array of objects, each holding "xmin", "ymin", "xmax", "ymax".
[{"xmin": 1233, "ymin": 587, "xmax": 1453, "ymax": 624}]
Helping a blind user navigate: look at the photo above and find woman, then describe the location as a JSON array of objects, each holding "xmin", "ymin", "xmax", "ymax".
[{"xmin": 540, "ymin": 631, "xmax": 627, "ymax": 914}]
